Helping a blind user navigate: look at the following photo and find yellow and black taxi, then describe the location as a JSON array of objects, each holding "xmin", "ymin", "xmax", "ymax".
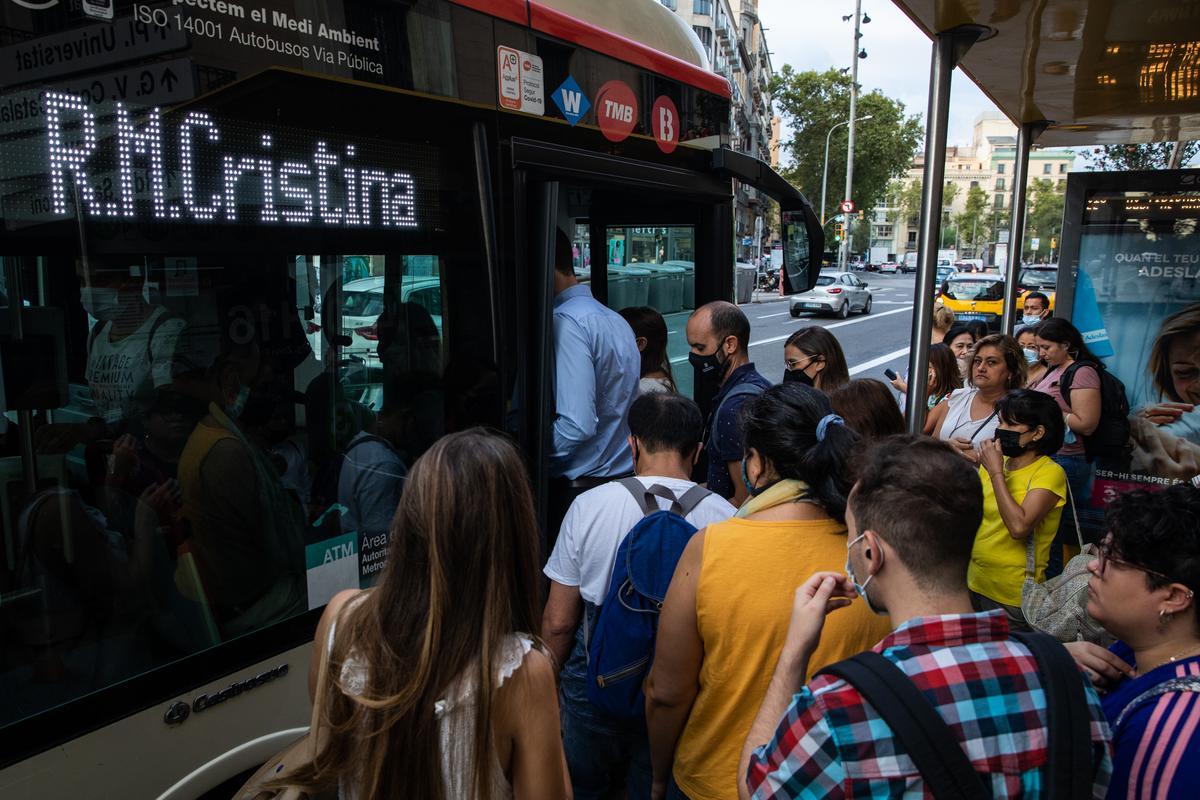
[
  {"xmin": 1017, "ymin": 265, "xmax": 1059, "ymax": 313},
  {"xmin": 938, "ymin": 273, "xmax": 1007, "ymax": 329}
]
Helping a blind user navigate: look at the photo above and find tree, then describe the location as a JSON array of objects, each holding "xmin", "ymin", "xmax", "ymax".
[
  {"xmin": 1082, "ymin": 141, "xmax": 1200, "ymax": 171},
  {"xmin": 955, "ymin": 185, "xmax": 991, "ymax": 257},
  {"xmin": 1024, "ymin": 178, "xmax": 1065, "ymax": 261},
  {"xmin": 771, "ymin": 66, "xmax": 924, "ymax": 227},
  {"xmin": 889, "ymin": 177, "xmax": 923, "ymax": 227}
]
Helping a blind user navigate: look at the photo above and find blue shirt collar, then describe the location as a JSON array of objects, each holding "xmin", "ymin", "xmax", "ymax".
[{"xmin": 554, "ymin": 283, "xmax": 593, "ymax": 308}]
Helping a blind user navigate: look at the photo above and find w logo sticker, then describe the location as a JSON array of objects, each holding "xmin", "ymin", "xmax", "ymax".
[{"xmin": 552, "ymin": 75, "xmax": 590, "ymax": 127}]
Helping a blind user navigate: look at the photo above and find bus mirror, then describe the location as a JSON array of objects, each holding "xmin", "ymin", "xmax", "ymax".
[{"xmin": 780, "ymin": 206, "xmax": 822, "ymax": 294}]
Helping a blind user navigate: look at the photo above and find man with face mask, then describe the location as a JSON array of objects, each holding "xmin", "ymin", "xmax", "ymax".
[
  {"xmin": 1022, "ymin": 291, "xmax": 1052, "ymax": 327},
  {"xmin": 685, "ymin": 301, "xmax": 771, "ymax": 504},
  {"xmin": 739, "ymin": 436, "xmax": 1112, "ymax": 799}
]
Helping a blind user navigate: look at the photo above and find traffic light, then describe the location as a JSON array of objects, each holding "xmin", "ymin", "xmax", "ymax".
[
  {"xmin": 836, "ymin": 224, "xmax": 845, "ymax": 239},
  {"xmin": 1050, "ymin": 237, "xmax": 1057, "ymax": 250},
  {"xmin": 857, "ymin": 210, "xmax": 864, "ymax": 220}
]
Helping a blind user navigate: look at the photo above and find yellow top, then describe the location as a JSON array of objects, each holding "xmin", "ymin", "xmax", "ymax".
[
  {"xmin": 673, "ymin": 516, "xmax": 894, "ymax": 800},
  {"xmin": 968, "ymin": 456, "xmax": 1067, "ymax": 607}
]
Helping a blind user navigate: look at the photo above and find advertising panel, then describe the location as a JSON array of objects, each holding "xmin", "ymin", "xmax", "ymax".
[{"xmin": 1057, "ymin": 170, "xmax": 1200, "ymax": 503}]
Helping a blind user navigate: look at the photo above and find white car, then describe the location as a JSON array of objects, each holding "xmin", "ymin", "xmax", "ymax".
[
  {"xmin": 878, "ymin": 262, "xmax": 899, "ymax": 274},
  {"xmin": 338, "ymin": 275, "xmax": 443, "ymax": 359},
  {"xmin": 789, "ymin": 271, "xmax": 873, "ymax": 319}
]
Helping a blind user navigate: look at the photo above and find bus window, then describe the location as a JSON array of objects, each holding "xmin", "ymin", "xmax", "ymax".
[
  {"xmin": 0, "ymin": 249, "xmax": 453, "ymax": 729},
  {"xmin": 604, "ymin": 225, "xmax": 697, "ymax": 398}
]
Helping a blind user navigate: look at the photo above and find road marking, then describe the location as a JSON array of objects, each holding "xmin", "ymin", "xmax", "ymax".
[
  {"xmin": 874, "ymin": 300, "xmax": 914, "ymax": 305},
  {"xmin": 756, "ymin": 311, "xmax": 792, "ymax": 319},
  {"xmin": 748, "ymin": 306, "xmax": 912, "ymax": 348},
  {"xmin": 849, "ymin": 347, "xmax": 911, "ymax": 375}
]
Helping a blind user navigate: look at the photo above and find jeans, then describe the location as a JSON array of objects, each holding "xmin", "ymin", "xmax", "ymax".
[
  {"xmin": 560, "ymin": 606, "xmax": 652, "ymax": 800},
  {"xmin": 1045, "ymin": 453, "xmax": 1100, "ymax": 578}
]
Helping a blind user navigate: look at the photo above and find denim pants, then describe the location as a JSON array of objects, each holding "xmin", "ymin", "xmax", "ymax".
[
  {"xmin": 1045, "ymin": 453, "xmax": 1098, "ymax": 577},
  {"xmin": 560, "ymin": 606, "xmax": 653, "ymax": 800}
]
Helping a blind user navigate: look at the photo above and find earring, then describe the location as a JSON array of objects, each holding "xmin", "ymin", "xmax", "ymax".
[{"xmin": 1160, "ymin": 608, "xmax": 1174, "ymax": 625}]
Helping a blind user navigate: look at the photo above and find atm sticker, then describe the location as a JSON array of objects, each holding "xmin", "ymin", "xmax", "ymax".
[
  {"xmin": 497, "ymin": 46, "xmax": 544, "ymax": 116},
  {"xmin": 305, "ymin": 532, "xmax": 358, "ymax": 610}
]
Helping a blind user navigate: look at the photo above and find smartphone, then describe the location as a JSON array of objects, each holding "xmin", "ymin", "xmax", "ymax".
[{"xmin": 884, "ymin": 368, "xmax": 899, "ymax": 381}]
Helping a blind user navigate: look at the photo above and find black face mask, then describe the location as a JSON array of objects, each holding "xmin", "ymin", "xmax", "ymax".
[
  {"xmin": 995, "ymin": 429, "xmax": 1031, "ymax": 458},
  {"xmin": 689, "ymin": 349, "xmax": 727, "ymax": 388},
  {"xmin": 784, "ymin": 366, "xmax": 815, "ymax": 386}
]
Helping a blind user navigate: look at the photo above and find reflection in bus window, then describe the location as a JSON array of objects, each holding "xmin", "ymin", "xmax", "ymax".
[
  {"xmin": 603, "ymin": 225, "xmax": 697, "ymax": 398},
  {"xmin": 0, "ymin": 253, "xmax": 449, "ymax": 726}
]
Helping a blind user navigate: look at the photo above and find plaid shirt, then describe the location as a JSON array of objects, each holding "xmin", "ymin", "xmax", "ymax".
[{"xmin": 747, "ymin": 611, "xmax": 1112, "ymax": 799}]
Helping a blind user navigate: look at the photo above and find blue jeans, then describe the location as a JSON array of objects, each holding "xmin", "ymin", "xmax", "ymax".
[
  {"xmin": 1046, "ymin": 453, "xmax": 1099, "ymax": 577},
  {"xmin": 560, "ymin": 606, "xmax": 652, "ymax": 800}
]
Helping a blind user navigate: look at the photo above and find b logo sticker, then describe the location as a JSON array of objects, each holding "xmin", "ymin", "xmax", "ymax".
[{"xmin": 652, "ymin": 96, "xmax": 680, "ymax": 154}]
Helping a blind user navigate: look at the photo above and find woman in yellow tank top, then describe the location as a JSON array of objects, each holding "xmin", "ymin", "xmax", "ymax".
[{"xmin": 645, "ymin": 383, "xmax": 893, "ymax": 800}]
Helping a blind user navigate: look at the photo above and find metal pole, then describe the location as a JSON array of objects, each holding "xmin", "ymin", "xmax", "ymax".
[
  {"xmin": 904, "ymin": 25, "xmax": 988, "ymax": 433},
  {"xmin": 1000, "ymin": 121, "xmax": 1046, "ymax": 334},
  {"xmin": 820, "ymin": 120, "xmax": 846, "ymax": 227},
  {"xmin": 839, "ymin": 0, "xmax": 862, "ymax": 271}
]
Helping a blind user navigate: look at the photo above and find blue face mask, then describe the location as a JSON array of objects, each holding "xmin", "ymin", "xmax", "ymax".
[
  {"xmin": 845, "ymin": 533, "xmax": 887, "ymax": 615},
  {"xmin": 1023, "ymin": 347, "xmax": 1040, "ymax": 364},
  {"xmin": 741, "ymin": 456, "xmax": 768, "ymax": 497},
  {"xmin": 1022, "ymin": 314, "xmax": 1043, "ymax": 327},
  {"xmin": 226, "ymin": 385, "xmax": 251, "ymax": 419}
]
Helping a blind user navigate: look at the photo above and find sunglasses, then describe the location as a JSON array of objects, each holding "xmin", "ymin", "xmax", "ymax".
[{"xmin": 1096, "ymin": 537, "xmax": 1175, "ymax": 584}]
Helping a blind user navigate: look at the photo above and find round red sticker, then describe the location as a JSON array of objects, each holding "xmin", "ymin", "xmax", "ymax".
[
  {"xmin": 651, "ymin": 96, "xmax": 680, "ymax": 154},
  {"xmin": 595, "ymin": 80, "xmax": 638, "ymax": 142}
]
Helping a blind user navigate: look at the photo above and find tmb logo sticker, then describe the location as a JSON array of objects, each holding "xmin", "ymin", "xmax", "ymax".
[
  {"xmin": 595, "ymin": 80, "xmax": 637, "ymax": 143},
  {"xmin": 651, "ymin": 96, "xmax": 680, "ymax": 154}
]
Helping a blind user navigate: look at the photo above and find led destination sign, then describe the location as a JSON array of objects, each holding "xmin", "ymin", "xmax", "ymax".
[{"xmin": 38, "ymin": 90, "xmax": 426, "ymax": 229}]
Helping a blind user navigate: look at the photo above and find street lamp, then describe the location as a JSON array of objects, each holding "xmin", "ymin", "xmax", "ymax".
[{"xmin": 820, "ymin": 114, "xmax": 873, "ymax": 226}]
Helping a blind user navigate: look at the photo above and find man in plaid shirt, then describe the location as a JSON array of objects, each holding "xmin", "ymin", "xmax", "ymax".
[{"xmin": 738, "ymin": 436, "xmax": 1112, "ymax": 799}]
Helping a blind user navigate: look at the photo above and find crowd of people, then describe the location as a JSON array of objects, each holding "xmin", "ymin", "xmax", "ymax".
[{"xmin": 250, "ymin": 243, "xmax": 1200, "ymax": 800}]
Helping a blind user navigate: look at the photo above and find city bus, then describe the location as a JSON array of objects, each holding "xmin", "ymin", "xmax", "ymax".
[{"xmin": 0, "ymin": 0, "xmax": 821, "ymax": 795}]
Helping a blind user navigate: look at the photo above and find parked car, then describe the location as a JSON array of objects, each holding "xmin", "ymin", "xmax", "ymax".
[
  {"xmin": 878, "ymin": 261, "xmax": 899, "ymax": 274},
  {"xmin": 789, "ymin": 271, "xmax": 873, "ymax": 319},
  {"xmin": 339, "ymin": 275, "xmax": 444, "ymax": 359}
]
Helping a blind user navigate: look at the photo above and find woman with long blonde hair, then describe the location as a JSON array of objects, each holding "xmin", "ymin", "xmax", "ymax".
[{"xmin": 279, "ymin": 429, "xmax": 567, "ymax": 799}]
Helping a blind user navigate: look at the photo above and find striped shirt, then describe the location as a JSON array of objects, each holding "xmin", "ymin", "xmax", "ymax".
[
  {"xmin": 747, "ymin": 610, "xmax": 1112, "ymax": 799},
  {"xmin": 1102, "ymin": 642, "xmax": 1200, "ymax": 799}
]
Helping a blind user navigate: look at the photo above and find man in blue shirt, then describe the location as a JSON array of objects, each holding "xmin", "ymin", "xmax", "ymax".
[
  {"xmin": 686, "ymin": 301, "xmax": 771, "ymax": 505},
  {"xmin": 548, "ymin": 230, "xmax": 641, "ymax": 542}
]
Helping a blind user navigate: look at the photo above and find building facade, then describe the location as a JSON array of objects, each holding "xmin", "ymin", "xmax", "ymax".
[
  {"xmin": 872, "ymin": 113, "xmax": 1075, "ymax": 263},
  {"xmin": 665, "ymin": 0, "xmax": 777, "ymax": 259}
]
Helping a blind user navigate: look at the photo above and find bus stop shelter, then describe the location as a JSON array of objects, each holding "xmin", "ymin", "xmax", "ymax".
[{"xmin": 891, "ymin": 0, "xmax": 1200, "ymax": 431}]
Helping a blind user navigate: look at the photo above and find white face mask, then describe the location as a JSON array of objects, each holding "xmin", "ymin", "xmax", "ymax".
[
  {"xmin": 1021, "ymin": 314, "xmax": 1043, "ymax": 327},
  {"xmin": 79, "ymin": 286, "xmax": 122, "ymax": 321},
  {"xmin": 845, "ymin": 533, "xmax": 887, "ymax": 616}
]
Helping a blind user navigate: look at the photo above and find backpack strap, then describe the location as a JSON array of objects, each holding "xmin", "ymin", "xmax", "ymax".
[
  {"xmin": 1011, "ymin": 631, "xmax": 1095, "ymax": 800},
  {"xmin": 674, "ymin": 484, "xmax": 713, "ymax": 516},
  {"xmin": 816, "ymin": 652, "xmax": 987, "ymax": 799},
  {"xmin": 1112, "ymin": 674, "xmax": 1200, "ymax": 732},
  {"xmin": 707, "ymin": 381, "xmax": 765, "ymax": 445},
  {"xmin": 619, "ymin": 477, "xmax": 660, "ymax": 517}
]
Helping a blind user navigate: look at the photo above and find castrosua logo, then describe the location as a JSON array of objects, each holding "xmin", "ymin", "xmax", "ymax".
[{"xmin": 8, "ymin": 0, "xmax": 61, "ymax": 10}]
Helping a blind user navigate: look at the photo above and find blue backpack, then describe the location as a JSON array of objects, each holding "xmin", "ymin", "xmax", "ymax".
[{"xmin": 585, "ymin": 478, "xmax": 712, "ymax": 721}]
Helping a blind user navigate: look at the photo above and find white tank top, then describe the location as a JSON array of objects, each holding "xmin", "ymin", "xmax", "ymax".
[
  {"xmin": 937, "ymin": 387, "xmax": 999, "ymax": 446},
  {"xmin": 329, "ymin": 602, "xmax": 532, "ymax": 799}
]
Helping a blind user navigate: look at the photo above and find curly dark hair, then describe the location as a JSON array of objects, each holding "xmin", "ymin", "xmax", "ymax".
[{"xmin": 1107, "ymin": 484, "xmax": 1200, "ymax": 602}]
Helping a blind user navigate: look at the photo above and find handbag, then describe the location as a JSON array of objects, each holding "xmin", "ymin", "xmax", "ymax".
[
  {"xmin": 234, "ymin": 629, "xmax": 338, "ymax": 800},
  {"xmin": 1021, "ymin": 477, "xmax": 1113, "ymax": 645}
]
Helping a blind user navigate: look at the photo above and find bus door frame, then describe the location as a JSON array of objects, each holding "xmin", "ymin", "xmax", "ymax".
[{"xmin": 508, "ymin": 137, "xmax": 734, "ymax": 545}]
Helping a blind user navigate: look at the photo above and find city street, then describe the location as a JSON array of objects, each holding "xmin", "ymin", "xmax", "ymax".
[{"xmin": 665, "ymin": 271, "xmax": 918, "ymax": 388}]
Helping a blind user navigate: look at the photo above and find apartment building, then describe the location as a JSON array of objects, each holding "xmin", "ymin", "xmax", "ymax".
[
  {"xmin": 664, "ymin": 0, "xmax": 777, "ymax": 258},
  {"xmin": 872, "ymin": 113, "xmax": 1075, "ymax": 260}
]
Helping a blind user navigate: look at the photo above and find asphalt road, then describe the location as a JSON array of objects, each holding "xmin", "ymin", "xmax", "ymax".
[{"xmin": 662, "ymin": 271, "xmax": 919, "ymax": 392}]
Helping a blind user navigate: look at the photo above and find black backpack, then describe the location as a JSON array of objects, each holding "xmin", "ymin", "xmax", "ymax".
[{"xmin": 1060, "ymin": 360, "xmax": 1130, "ymax": 463}]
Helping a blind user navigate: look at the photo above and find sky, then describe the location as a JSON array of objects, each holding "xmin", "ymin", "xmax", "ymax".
[{"xmin": 758, "ymin": 0, "xmax": 1002, "ymax": 158}]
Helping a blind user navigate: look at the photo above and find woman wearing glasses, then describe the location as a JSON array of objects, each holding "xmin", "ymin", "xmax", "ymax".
[
  {"xmin": 781, "ymin": 327, "xmax": 849, "ymax": 393},
  {"xmin": 1066, "ymin": 483, "xmax": 1200, "ymax": 799}
]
